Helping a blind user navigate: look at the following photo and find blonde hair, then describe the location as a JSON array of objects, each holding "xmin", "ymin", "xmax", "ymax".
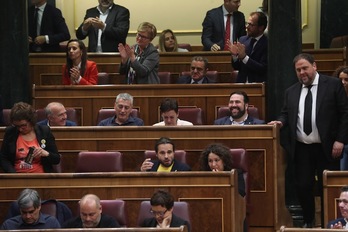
[
  {"xmin": 158, "ymin": 29, "xmax": 179, "ymax": 52},
  {"xmin": 137, "ymin": 22, "xmax": 157, "ymax": 40}
]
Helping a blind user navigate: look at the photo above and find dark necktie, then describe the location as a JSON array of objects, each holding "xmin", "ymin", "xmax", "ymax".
[
  {"xmin": 224, "ymin": 14, "xmax": 231, "ymax": 51},
  {"xmin": 192, "ymin": 81, "xmax": 198, "ymax": 84},
  {"xmin": 33, "ymin": 8, "xmax": 39, "ymax": 37},
  {"xmin": 248, "ymin": 38, "xmax": 257, "ymax": 55},
  {"xmin": 303, "ymin": 85, "xmax": 313, "ymax": 135}
]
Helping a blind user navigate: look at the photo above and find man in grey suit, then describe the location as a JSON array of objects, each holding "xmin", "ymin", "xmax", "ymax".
[
  {"xmin": 201, "ymin": 0, "xmax": 246, "ymax": 51},
  {"xmin": 269, "ymin": 53, "xmax": 348, "ymax": 228},
  {"xmin": 76, "ymin": 0, "xmax": 129, "ymax": 52}
]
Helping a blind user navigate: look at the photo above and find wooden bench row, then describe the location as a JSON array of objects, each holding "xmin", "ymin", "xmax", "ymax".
[
  {"xmin": 29, "ymin": 48, "xmax": 347, "ymax": 86},
  {"xmin": 0, "ymin": 125, "xmax": 292, "ymax": 232},
  {"xmin": 32, "ymin": 83, "xmax": 266, "ymax": 126}
]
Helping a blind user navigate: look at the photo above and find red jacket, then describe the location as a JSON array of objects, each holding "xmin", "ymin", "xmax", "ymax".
[{"xmin": 62, "ymin": 60, "xmax": 98, "ymax": 85}]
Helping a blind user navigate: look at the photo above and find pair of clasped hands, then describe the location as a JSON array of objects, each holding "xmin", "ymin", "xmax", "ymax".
[
  {"xmin": 211, "ymin": 40, "xmax": 247, "ymax": 60},
  {"xmin": 82, "ymin": 17, "xmax": 105, "ymax": 31}
]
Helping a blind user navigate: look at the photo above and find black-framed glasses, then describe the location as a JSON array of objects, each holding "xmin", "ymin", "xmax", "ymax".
[
  {"xmin": 136, "ymin": 33, "xmax": 150, "ymax": 40},
  {"xmin": 150, "ymin": 209, "xmax": 168, "ymax": 217},
  {"xmin": 12, "ymin": 122, "xmax": 29, "ymax": 129},
  {"xmin": 246, "ymin": 22, "xmax": 257, "ymax": 27}
]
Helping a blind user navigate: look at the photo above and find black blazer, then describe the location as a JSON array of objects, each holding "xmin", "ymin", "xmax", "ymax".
[
  {"xmin": 202, "ymin": 6, "xmax": 246, "ymax": 51},
  {"xmin": 142, "ymin": 214, "xmax": 191, "ymax": 232},
  {"xmin": 76, "ymin": 3, "xmax": 130, "ymax": 52},
  {"xmin": 176, "ymin": 76, "xmax": 215, "ymax": 84},
  {"xmin": 28, "ymin": 4, "xmax": 70, "ymax": 52},
  {"xmin": 147, "ymin": 160, "xmax": 191, "ymax": 172},
  {"xmin": 233, "ymin": 35, "xmax": 268, "ymax": 83},
  {"xmin": 278, "ymin": 74, "xmax": 348, "ymax": 161},
  {"xmin": 0, "ymin": 125, "xmax": 60, "ymax": 173}
]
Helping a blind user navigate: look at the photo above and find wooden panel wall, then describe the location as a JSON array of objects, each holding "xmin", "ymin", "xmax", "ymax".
[{"xmin": 0, "ymin": 125, "xmax": 293, "ymax": 232}]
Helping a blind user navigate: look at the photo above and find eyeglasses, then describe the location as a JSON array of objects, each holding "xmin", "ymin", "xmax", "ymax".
[
  {"xmin": 136, "ymin": 33, "xmax": 150, "ymax": 40},
  {"xmin": 190, "ymin": 66, "xmax": 204, "ymax": 72},
  {"xmin": 150, "ymin": 209, "xmax": 168, "ymax": 217},
  {"xmin": 246, "ymin": 22, "xmax": 257, "ymax": 27},
  {"xmin": 12, "ymin": 122, "xmax": 29, "ymax": 129}
]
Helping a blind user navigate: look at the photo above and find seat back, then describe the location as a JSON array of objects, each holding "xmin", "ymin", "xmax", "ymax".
[
  {"xmin": 100, "ymin": 200, "xmax": 127, "ymax": 227},
  {"xmin": 2, "ymin": 109, "xmax": 11, "ymax": 126},
  {"xmin": 230, "ymin": 148, "xmax": 250, "ymax": 228},
  {"xmin": 230, "ymin": 70, "xmax": 239, "ymax": 83},
  {"xmin": 137, "ymin": 201, "xmax": 190, "ymax": 227},
  {"xmin": 217, "ymin": 105, "xmax": 259, "ymax": 120},
  {"xmin": 96, "ymin": 108, "xmax": 139, "ymax": 125},
  {"xmin": 158, "ymin": 72, "xmax": 171, "ymax": 84},
  {"xmin": 36, "ymin": 108, "xmax": 78, "ymax": 125},
  {"xmin": 180, "ymin": 70, "xmax": 219, "ymax": 82},
  {"xmin": 178, "ymin": 43, "xmax": 192, "ymax": 51},
  {"xmin": 52, "ymin": 154, "xmax": 63, "ymax": 173},
  {"xmin": 178, "ymin": 107, "xmax": 203, "ymax": 125},
  {"xmin": 144, "ymin": 150, "xmax": 187, "ymax": 164},
  {"xmin": 330, "ymin": 35, "xmax": 348, "ymax": 48},
  {"xmin": 75, "ymin": 151, "xmax": 123, "ymax": 172},
  {"xmin": 97, "ymin": 72, "xmax": 110, "ymax": 85}
]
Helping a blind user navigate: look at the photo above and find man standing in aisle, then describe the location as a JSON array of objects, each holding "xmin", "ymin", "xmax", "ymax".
[{"xmin": 269, "ymin": 53, "xmax": 348, "ymax": 228}]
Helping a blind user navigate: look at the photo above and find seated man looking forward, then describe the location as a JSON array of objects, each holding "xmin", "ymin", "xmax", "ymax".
[
  {"xmin": 177, "ymin": 56, "xmax": 216, "ymax": 84},
  {"xmin": 214, "ymin": 91, "xmax": 265, "ymax": 125},
  {"xmin": 37, "ymin": 102, "xmax": 77, "ymax": 126},
  {"xmin": 153, "ymin": 98, "xmax": 193, "ymax": 126},
  {"xmin": 98, "ymin": 93, "xmax": 144, "ymax": 126},
  {"xmin": 63, "ymin": 194, "xmax": 120, "ymax": 228},
  {"xmin": 140, "ymin": 137, "xmax": 191, "ymax": 172},
  {"xmin": 141, "ymin": 189, "xmax": 191, "ymax": 232}
]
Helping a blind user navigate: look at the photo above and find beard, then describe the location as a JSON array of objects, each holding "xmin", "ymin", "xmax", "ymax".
[{"xmin": 229, "ymin": 106, "xmax": 246, "ymax": 120}]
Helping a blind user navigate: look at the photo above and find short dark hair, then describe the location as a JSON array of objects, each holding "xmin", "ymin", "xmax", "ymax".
[
  {"xmin": 154, "ymin": 137, "xmax": 175, "ymax": 153},
  {"xmin": 229, "ymin": 91, "xmax": 249, "ymax": 104},
  {"xmin": 150, "ymin": 189, "xmax": 174, "ymax": 210},
  {"xmin": 10, "ymin": 102, "xmax": 37, "ymax": 126},
  {"xmin": 341, "ymin": 186, "xmax": 348, "ymax": 193},
  {"xmin": 333, "ymin": 66, "xmax": 348, "ymax": 78},
  {"xmin": 293, "ymin": 53, "xmax": 315, "ymax": 65},
  {"xmin": 250, "ymin": 12, "xmax": 268, "ymax": 30},
  {"xmin": 199, "ymin": 143, "xmax": 233, "ymax": 171},
  {"xmin": 160, "ymin": 98, "xmax": 178, "ymax": 114},
  {"xmin": 191, "ymin": 56, "xmax": 209, "ymax": 69}
]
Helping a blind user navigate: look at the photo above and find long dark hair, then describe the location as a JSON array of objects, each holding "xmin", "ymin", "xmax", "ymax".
[{"xmin": 65, "ymin": 39, "xmax": 87, "ymax": 78}]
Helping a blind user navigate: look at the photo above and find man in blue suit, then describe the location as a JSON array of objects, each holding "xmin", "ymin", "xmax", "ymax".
[
  {"xmin": 214, "ymin": 91, "xmax": 265, "ymax": 125},
  {"xmin": 177, "ymin": 56, "xmax": 216, "ymax": 84},
  {"xmin": 201, "ymin": 0, "xmax": 246, "ymax": 51},
  {"xmin": 227, "ymin": 12, "xmax": 268, "ymax": 83},
  {"xmin": 28, "ymin": 0, "xmax": 70, "ymax": 52},
  {"xmin": 76, "ymin": 0, "xmax": 129, "ymax": 52},
  {"xmin": 37, "ymin": 102, "xmax": 76, "ymax": 126}
]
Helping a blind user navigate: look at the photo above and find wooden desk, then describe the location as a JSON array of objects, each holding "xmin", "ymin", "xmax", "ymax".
[
  {"xmin": 0, "ymin": 172, "xmax": 242, "ymax": 232},
  {"xmin": 280, "ymin": 226, "xmax": 342, "ymax": 232},
  {"xmin": 32, "ymin": 83, "xmax": 266, "ymax": 126},
  {"xmin": 29, "ymin": 48, "xmax": 347, "ymax": 85},
  {"xmin": 322, "ymin": 170, "xmax": 348, "ymax": 227},
  {"xmin": 0, "ymin": 125, "xmax": 292, "ymax": 232},
  {"xmin": 3, "ymin": 228, "xmax": 187, "ymax": 232}
]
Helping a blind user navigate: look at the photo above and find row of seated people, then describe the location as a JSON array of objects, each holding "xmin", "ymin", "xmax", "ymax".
[
  {"xmin": 2, "ymin": 188, "xmax": 191, "ymax": 231},
  {"xmin": 1, "ymin": 93, "xmax": 261, "ymax": 126},
  {"xmin": 1, "ymin": 104, "xmax": 258, "ymax": 126}
]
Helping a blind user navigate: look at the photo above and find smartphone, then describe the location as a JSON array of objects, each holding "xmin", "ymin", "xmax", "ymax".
[{"xmin": 25, "ymin": 147, "xmax": 35, "ymax": 164}]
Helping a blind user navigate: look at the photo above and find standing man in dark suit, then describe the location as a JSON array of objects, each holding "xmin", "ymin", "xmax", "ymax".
[
  {"xmin": 227, "ymin": 11, "xmax": 268, "ymax": 83},
  {"xmin": 201, "ymin": 0, "xmax": 246, "ymax": 51},
  {"xmin": 269, "ymin": 53, "xmax": 348, "ymax": 228},
  {"xmin": 76, "ymin": 0, "xmax": 129, "ymax": 52},
  {"xmin": 28, "ymin": 0, "xmax": 70, "ymax": 52},
  {"xmin": 177, "ymin": 56, "xmax": 216, "ymax": 84}
]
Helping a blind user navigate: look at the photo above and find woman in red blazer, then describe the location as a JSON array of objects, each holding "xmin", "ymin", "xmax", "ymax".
[{"xmin": 62, "ymin": 39, "xmax": 98, "ymax": 85}]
